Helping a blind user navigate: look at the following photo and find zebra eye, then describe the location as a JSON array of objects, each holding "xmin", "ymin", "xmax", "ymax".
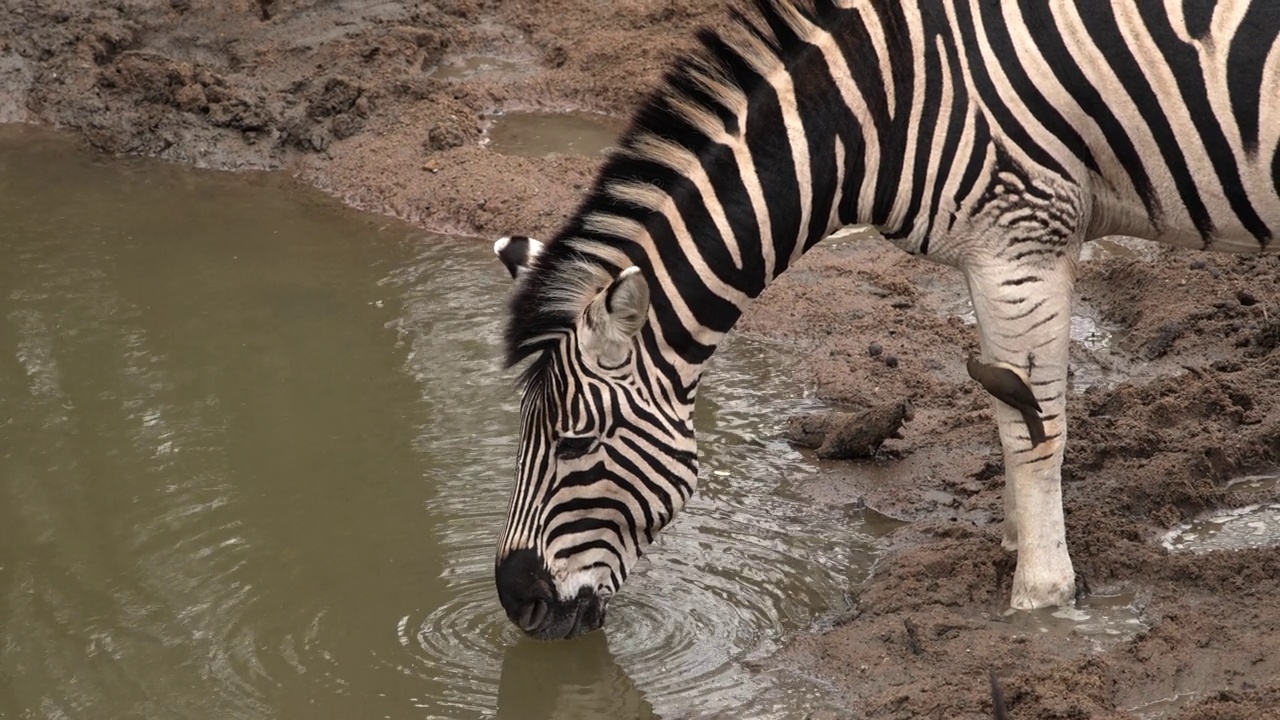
[{"xmin": 555, "ymin": 435, "xmax": 596, "ymax": 461}]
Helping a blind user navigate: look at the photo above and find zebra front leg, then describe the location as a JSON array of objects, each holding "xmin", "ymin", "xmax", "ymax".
[{"xmin": 964, "ymin": 257, "xmax": 1077, "ymax": 610}]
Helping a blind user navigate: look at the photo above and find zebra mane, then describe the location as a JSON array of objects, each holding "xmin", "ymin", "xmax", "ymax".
[{"xmin": 504, "ymin": 0, "xmax": 837, "ymax": 385}]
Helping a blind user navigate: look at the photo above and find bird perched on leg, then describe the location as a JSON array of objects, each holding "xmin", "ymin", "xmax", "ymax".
[{"xmin": 966, "ymin": 354, "xmax": 1046, "ymax": 447}]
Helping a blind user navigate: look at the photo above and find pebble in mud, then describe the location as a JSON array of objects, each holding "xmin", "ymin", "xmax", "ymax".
[
  {"xmin": 884, "ymin": 353, "xmax": 899, "ymax": 368},
  {"xmin": 868, "ymin": 341, "xmax": 883, "ymax": 357}
]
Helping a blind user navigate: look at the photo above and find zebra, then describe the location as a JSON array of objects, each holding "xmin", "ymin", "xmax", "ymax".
[{"xmin": 491, "ymin": 0, "xmax": 1280, "ymax": 639}]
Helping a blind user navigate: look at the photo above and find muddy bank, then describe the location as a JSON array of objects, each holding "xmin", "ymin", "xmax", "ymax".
[
  {"xmin": 6, "ymin": 2, "xmax": 1280, "ymax": 718},
  {"xmin": 1, "ymin": 0, "xmax": 729, "ymax": 236},
  {"xmin": 746, "ymin": 237, "xmax": 1280, "ymax": 719}
]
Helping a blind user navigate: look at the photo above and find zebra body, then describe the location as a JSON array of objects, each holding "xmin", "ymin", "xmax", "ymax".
[{"xmin": 492, "ymin": 0, "xmax": 1280, "ymax": 639}]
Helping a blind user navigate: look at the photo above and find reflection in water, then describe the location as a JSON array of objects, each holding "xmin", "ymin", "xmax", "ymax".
[
  {"xmin": 0, "ymin": 124, "xmax": 879, "ymax": 719},
  {"xmin": 497, "ymin": 632, "xmax": 654, "ymax": 720}
]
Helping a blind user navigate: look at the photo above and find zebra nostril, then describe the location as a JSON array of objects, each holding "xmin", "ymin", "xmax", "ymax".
[
  {"xmin": 495, "ymin": 550, "xmax": 561, "ymax": 636},
  {"xmin": 517, "ymin": 597, "xmax": 549, "ymax": 632}
]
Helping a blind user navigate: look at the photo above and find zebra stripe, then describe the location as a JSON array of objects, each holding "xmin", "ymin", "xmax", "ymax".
[{"xmin": 493, "ymin": 0, "xmax": 1279, "ymax": 638}]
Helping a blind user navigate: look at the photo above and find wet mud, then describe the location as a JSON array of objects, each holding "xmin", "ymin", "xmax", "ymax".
[{"xmin": 5, "ymin": 1, "xmax": 1280, "ymax": 718}]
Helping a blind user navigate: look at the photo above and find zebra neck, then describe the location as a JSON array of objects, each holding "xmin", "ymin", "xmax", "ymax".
[
  {"xmin": 561, "ymin": 0, "xmax": 928, "ymax": 390},
  {"xmin": 634, "ymin": 98, "xmax": 888, "ymax": 389},
  {"xmin": 617, "ymin": 4, "xmax": 928, "ymax": 390},
  {"xmin": 634, "ymin": 153, "xmax": 858, "ymax": 393}
]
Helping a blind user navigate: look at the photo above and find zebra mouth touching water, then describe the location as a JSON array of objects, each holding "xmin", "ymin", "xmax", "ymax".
[{"xmin": 496, "ymin": 549, "xmax": 610, "ymax": 640}]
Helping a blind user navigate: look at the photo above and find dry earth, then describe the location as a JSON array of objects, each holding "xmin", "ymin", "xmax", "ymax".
[{"xmin": 4, "ymin": 1, "xmax": 1280, "ymax": 718}]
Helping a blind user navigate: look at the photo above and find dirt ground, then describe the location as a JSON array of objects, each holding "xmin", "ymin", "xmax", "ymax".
[{"xmin": 4, "ymin": 1, "xmax": 1280, "ymax": 718}]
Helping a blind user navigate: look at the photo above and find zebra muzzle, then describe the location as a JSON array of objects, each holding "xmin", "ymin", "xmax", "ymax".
[{"xmin": 495, "ymin": 549, "xmax": 609, "ymax": 639}]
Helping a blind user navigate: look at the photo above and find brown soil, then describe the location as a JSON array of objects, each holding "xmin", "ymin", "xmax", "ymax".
[{"xmin": 5, "ymin": 2, "xmax": 1279, "ymax": 718}]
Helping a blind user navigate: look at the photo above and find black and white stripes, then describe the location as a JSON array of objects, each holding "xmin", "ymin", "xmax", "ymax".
[{"xmin": 492, "ymin": 0, "xmax": 1279, "ymax": 637}]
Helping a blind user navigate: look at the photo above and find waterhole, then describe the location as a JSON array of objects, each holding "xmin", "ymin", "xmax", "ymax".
[
  {"xmin": 0, "ymin": 124, "xmax": 882, "ymax": 719},
  {"xmin": 428, "ymin": 55, "xmax": 525, "ymax": 82},
  {"xmin": 1161, "ymin": 474, "xmax": 1280, "ymax": 553},
  {"xmin": 998, "ymin": 591, "xmax": 1148, "ymax": 649},
  {"xmin": 483, "ymin": 110, "xmax": 625, "ymax": 157}
]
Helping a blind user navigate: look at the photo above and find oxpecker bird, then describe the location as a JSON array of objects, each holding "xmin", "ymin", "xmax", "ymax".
[{"xmin": 967, "ymin": 354, "xmax": 1046, "ymax": 448}]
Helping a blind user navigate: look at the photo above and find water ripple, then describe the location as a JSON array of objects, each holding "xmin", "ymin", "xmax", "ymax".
[
  {"xmin": 384, "ymin": 247, "xmax": 875, "ymax": 718},
  {"xmin": 399, "ymin": 579, "xmax": 514, "ymax": 717},
  {"xmin": 2, "ymin": 134, "xmax": 885, "ymax": 720}
]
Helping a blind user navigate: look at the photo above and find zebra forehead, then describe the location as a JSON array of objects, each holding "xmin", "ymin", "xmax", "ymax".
[
  {"xmin": 516, "ymin": 342, "xmax": 562, "ymax": 397},
  {"xmin": 515, "ymin": 335, "xmax": 590, "ymax": 405},
  {"xmin": 505, "ymin": 252, "xmax": 615, "ymax": 367}
]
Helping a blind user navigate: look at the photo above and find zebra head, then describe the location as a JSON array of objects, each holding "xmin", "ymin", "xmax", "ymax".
[{"xmin": 492, "ymin": 236, "xmax": 698, "ymax": 639}]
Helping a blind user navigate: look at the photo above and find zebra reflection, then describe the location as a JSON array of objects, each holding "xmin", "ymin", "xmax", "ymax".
[{"xmin": 496, "ymin": 630, "xmax": 654, "ymax": 720}]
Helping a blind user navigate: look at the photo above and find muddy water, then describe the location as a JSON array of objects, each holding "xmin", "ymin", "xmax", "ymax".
[
  {"xmin": 429, "ymin": 55, "xmax": 525, "ymax": 82},
  {"xmin": 0, "ymin": 125, "xmax": 878, "ymax": 719},
  {"xmin": 998, "ymin": 591, "xmax": 1148, "ymax": 651},
  {"xmin": 484, "ymin": 111, "xmax": 625, "ymax": 157},
  {"xmin": 1161, "ymin": 474, "xmax": 1280, "ymax": 553}
]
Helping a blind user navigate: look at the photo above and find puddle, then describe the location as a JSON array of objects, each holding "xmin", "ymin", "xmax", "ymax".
[
  {"xmin": 1128, "ymin": 691, "xmax": 1201, "ymax": 719},
  {"xmin": 1162, "ymin": 507, "xmax": 1280, "ymax": 558},
  {"xmin": 429, "ymin": 55, "xmax": 525, "ymax": 81},
  {"xmin": 1161, "ymin": 474, "xmax": 1280, "ymax": 554},
  {"xmin": 818, "ymin": 224, "xmax": 880, "ymax": 246},
  {"xmin": 0, "ymin": 124, "xmax": 885, "ymax": 720},
  {"xmin": 942, "ymin": 273, "xmax": 1158, "ymax": 394},
  {"xmin": 1066, "ymin": 312, "xmax": 1138, "ymax": 393},
  {"xmin": 952, "ymin": 302, "xmax": 1113, "ymax": 352},
  {"xmin": 1081, "ymin": 237, "xmax": 1160, "ymax": 262},
  {"xmin": 997, "ymin": 591, "xmax": 1148, "ymax": 648},
  {"xmin": 1225, "ymin": 473, "xmax": 1280, "ymax": 492},
  {"xmin": 483, "ymin": 110, "xmax": 624, "ymax": 157},
  {"xmin": 1068, "ymin": 313, "xmax": 1114, "ymax": 352},
  {"xmin": 950, "ymin": 302, "xmax": 1121, "ymax": 392}
]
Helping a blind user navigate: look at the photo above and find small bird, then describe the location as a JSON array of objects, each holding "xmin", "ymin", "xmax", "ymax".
[{"xmin": 966, "ymin": 353, "xmax": 1046, "ymax": 447}]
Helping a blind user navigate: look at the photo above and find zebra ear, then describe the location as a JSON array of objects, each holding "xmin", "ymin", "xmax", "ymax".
[
  {"xmin": 580, "ymin": 267, "xmax": 650, "ymax": 366},
  {"xmin": 494, "ymin": 235, "xmax": 545, "ymax": 280}
]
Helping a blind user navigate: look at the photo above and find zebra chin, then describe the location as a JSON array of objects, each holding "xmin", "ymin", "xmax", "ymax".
[{"xmin": 495, "ymin": 549, "xmax": 610, "ymax": 640}]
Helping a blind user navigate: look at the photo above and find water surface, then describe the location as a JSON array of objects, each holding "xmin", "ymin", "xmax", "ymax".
[
  {"xmin": 429, "ymin": 55, "xmax": 524, "ymax": 82},
  {"xmin": 1161, "ymin": 474, "xmax": 1280, "ymax": 554},
  {"xmin": 0, "ymin": 125, "xmax": 877, "ymax": 719},
  {"xmin": 483, "ymin": 111, "xmax": 624, "ymax": 157}
]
